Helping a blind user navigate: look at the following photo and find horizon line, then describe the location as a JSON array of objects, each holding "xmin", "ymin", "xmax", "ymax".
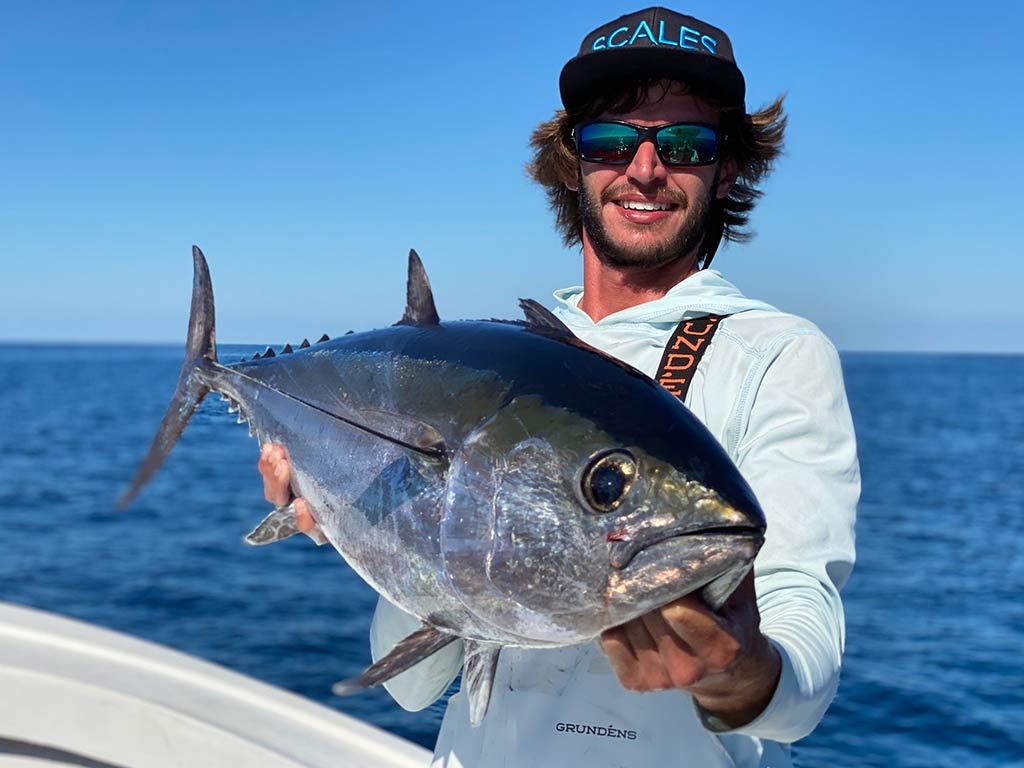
[{"xmin": 1, "ymin": 340, "xmax": 1022, "ymax": 357}]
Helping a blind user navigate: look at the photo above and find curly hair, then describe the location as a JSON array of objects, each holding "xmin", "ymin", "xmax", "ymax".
[{"xmin": 526, "ymin": 78, "xmax": 786, "ymax": 268}]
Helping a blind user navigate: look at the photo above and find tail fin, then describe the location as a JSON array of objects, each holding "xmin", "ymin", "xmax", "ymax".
[{"xmin": 118, "ymin": 246, "xmax": 218, "ymax": 508}]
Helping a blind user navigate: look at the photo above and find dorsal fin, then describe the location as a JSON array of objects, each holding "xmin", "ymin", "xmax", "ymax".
[
  {"xmin": 398, "ymin": 249, "xmax": 440, "ymax": 327},
  {"xmin": 519, "ymin": 299, "xmax": 573, "ymax": 338},
  {"xmin": 262, "ymin": 346, "xmax": 276, "ymax": 358},
  {"xmin": 299, "ymin": 338, "xmax": 310, "ymax": 349},
  {"xmin": 281, "ymin": 343, "xmax": 293, "ymax": 354},
  {"xmin": 317, "ymin": 334, "xmax": 330, "ymax": 343}
]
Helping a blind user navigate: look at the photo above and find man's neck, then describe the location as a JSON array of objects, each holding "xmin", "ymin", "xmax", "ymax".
[{"xmin": 578, "ymin": 247, "xmax": 700, "ymax": 323}]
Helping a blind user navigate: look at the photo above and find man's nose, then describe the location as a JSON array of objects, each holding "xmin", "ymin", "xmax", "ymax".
[{"xmin": 626, "ymin": 140, "xmax": 667, "ymax": 186}]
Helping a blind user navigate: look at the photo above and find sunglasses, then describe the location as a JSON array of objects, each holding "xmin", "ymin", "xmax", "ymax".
[{"xmin": 573, "ymin": 121, "xmax": 723, "ymax": 167}]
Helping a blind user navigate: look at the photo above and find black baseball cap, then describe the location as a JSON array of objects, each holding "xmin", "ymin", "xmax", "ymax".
[{"xmin": 559, "ymin": 7, "xmax": 745, "ymax": 112}]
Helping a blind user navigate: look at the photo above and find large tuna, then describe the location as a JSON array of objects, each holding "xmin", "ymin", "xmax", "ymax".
[{"xmin": 121, "ymin": 246, "xmax": 766, "ymax": 725}]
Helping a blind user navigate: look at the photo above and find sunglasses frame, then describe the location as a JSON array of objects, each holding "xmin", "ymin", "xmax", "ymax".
[{"xmin": 572, "ymin": 120, "xmax": 724, "ymax": 168}]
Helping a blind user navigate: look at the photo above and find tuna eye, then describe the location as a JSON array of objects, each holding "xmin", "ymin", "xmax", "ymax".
[{"xmin": 580, "ymin": 450, "xmax": 637, "ymax": 513}]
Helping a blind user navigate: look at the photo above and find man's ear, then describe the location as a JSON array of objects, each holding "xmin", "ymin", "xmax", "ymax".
[
  {"xmin": 562, "ymin": 159, "xmax": 580, "ymax": 192},
  {"xmin": 716, "ymin": 158, "xmax": 739, "ymax": 200}
]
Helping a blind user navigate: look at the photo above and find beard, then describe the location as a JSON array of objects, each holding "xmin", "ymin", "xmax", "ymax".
[{"xmin": 578, "ymin": 167, "xmax": 718, "ymax": 270}]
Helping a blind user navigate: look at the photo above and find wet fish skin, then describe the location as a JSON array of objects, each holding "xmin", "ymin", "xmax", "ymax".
[{"xmin": 120, "ymin": 246, "xmax": 766, "ymax": 723}]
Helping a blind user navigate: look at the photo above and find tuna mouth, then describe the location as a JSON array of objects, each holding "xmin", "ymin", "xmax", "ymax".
[{"xmin": 607, "ymin": 525, "xmax": 764, "ymax": 570}]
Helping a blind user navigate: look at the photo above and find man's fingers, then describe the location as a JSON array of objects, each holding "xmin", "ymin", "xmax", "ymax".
[
  {"xmin": 259, "ymin": 444, "xmax": 292, "ymax": 506},
  {"xmin": 270, "ymin": 460, "xmax": 291, "ymax": 506},
  {"xmin": 294, "ymin": 498, "xmax": 316, "ymax": 533},
  {"xmin": 641, "ymin": 610, "xmax": 695, "ymax": 661},
  {"xmin": 263, "ymin": 460, "xmax": 291, "ymax": 507},
  {"xmin": 641, "ymin": 610, "xmax": 704, "ymax": 689},
  {"xmin": 661, "ymin": 595, "xmax": 722, "ymax": 637},
  {"xmin": 600, "ymin": 626, "xmax": 639, "ymax": 687},
  {"xmin": 622, "ymin": 619, "xmax": 673, "ymax": 691},
  {"xmin": 604, "ymin": 624, "xmax": 672, "ymax": 692},
  {"xmin": 257, "ymin": 444, "xmax": 327, "ymax": 545},
  {"xmin": 661, "ymin": 597, "xmax": 740, "ymax": 673},
  {"xmin": 257, "ymin": 442, "xmax": 278, "ymax": 476},
  {"xmin": 294, "ymin": 498, "xmax": 328, "ymax": 545}
]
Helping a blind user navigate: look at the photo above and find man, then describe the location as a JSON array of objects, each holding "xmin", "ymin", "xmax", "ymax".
[{"xmin": 261, "ymin": 8, "xmax": 858, "ymax": 767}]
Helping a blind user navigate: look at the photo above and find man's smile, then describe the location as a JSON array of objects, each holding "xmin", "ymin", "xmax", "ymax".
[
  {"xmin": 616, "ymin": 200, "xmax": 675, "ymax": 211},
  {"xmin": 607, "ymin": 194, "xmax": 683, "ymax": 226}
]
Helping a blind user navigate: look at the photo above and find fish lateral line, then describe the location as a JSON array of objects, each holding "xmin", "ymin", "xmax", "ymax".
[{"xmin": 213, "ymin": 362, "xmax": 449, "ymax": 459}]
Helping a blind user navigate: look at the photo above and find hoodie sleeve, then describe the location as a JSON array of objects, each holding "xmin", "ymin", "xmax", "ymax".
[
  {"xmin": 369, "ymin": 596, "xmax": 464, "ymax": 711},
  {"xmin": 724, "ymin": 329, "xmax": 859, "ymax": 743}
]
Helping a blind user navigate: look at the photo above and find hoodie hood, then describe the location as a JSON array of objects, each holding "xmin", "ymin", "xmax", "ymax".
[
  {"xmin": 552, "ymin": 270, "xmax": 777, "ymax": 329},
  {"xmin": 550, "ymin": 270, "xmax": 778, "ymax": 377}
]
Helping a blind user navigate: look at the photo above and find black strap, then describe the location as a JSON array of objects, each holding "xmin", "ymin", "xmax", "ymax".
[{"xmin": 655, "ymin": 314, "xmax": 727, "ymax": 402}]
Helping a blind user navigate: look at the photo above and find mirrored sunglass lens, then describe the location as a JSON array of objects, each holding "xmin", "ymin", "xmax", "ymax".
[
  {"xmin": 578, "ymin": 124, "xmax": 638, "ymax": 163},
  {"xmin": 657, "ymin": 125, "xmax": 718, "ymax": 165}
]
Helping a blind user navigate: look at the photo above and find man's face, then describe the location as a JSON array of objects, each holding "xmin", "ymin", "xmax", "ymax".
[{"xmin": 575, "ymin": 85, "xmax": 735, "ymax": 270}]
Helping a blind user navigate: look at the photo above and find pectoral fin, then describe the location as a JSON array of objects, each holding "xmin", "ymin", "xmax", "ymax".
[
  {"xmin": 463, "ymin": 641, "xmax": 501, "ymax": 727},
  {"xmin": 244, "ymin": 501, "xmax": 299, "ymax": 545},
  {"xmin": 331, "ymin": 624, "xmax": 458, "ymax": 695},
  {"xmin": 356, "ymin": 409, "xmax": 447, "ymax": 456}
]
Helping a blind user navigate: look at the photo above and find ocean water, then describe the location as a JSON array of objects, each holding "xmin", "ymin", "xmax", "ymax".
[{"xmin": 1, "ymin": 344, "xmax": 1021, "ymax": 766}]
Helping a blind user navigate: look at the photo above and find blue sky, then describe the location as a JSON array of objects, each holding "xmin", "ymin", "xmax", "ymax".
[{"xmin": 2, "ymin": 1, "xmax": 1020, "ymax": 352}]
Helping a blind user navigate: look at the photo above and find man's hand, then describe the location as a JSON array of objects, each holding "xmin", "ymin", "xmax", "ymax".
[
  {"xmin": 600, "ymin": 572, "xmax": 781, "ymax": 730},
  {"xmin": 257, "ymin": 443, "xmax": 325, "ymax": 543}
]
